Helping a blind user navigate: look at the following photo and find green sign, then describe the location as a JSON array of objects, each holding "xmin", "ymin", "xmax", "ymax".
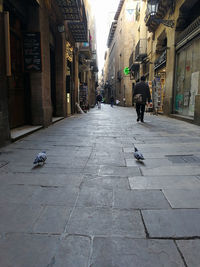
[{"xmin": 124, "ymin": 67, "xmax": 130, "ymax": 75}]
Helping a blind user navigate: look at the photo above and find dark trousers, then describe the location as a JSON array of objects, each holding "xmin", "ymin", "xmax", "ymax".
[{"xmin": 136, "ymin": 103, "xmax": 145, "ymax": 121}]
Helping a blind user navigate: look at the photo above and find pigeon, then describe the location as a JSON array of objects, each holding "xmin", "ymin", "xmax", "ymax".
[
  {"xmin": 33, "ymin": 151, "xmax": 47, "ymax": 165},
  {"xmin": 134, "ymin": 147, "xmax": 144, "ymax": 161}
]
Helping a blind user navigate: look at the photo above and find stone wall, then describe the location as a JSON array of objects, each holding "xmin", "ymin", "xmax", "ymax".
[{"xmin": 0, "ymin": 13, "xmax": 10, "ymax": 146}]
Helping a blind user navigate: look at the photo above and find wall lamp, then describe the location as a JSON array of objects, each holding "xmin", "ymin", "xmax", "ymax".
[
  {"xmin": 57, "ymin": 24, "xmax": 65, "ymax": 33},
  {"xmin": 147, "ymin": 0, "xmax": 175, "ymax": 28}
]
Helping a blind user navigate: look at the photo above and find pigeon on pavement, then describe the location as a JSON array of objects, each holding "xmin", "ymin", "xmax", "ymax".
[
  {"xmin": 33, "ymin": 151, "xmax": 47, "ymax": 165},
  {"xmin": 134, "ymin": 147, "xmax": 144, "ymax": 161}
]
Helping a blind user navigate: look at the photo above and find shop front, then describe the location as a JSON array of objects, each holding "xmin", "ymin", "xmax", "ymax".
[
  {"xmin": 153, "ymin": 51, "xmax": 166, "ymax": 113},
  {"xmin": 174, "ymin": 36, "xmax": 200, "ymax": 118}
]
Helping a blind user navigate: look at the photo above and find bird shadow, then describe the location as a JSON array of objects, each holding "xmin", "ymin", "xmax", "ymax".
[
  {"xmin": 32, "ymin": 163, "xmax": 45, "ymax": 170},
  {"xmin": 135, "ymin": 160, "xmax": 145, "ymax": 166}
]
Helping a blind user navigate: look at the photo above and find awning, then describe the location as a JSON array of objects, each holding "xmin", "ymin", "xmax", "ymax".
[{"xmin": 68, "ymin": 22, "xmax": 88, "ymax": 42}]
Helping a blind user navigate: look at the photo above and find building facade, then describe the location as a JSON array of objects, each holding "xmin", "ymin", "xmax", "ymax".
[
  {"xmin": 104, "ymin": 0, "xmax": 200, "ymax": 125},
  {"xmin": 78, "ymin": 0, "xmax": 98, "ymax": 110},
  {"xmin": 104, "ymin": 0, "xmax": 141, "ymax": 107},
  {"xmin": 0, "ymin": 0, "xmax": 97, "ymax": 146},
  {"xmin": 145, "ymin": 0, "xmax": 200, "ymax": 123}
]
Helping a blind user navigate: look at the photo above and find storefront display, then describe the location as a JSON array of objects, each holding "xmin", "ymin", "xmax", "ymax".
[
  {"xmin": 174, "ymin": 38, "xmax": 200, "ymax": 118},
  {"xmin": 153, "ymin": 69, "xmax": 166, "ymax": 113},
  {"xmin": 79, "ymin": 83, "xmax": 88, "ymax": 112}
]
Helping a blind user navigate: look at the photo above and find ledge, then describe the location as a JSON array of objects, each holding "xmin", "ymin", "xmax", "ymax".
[
  {"xmin": 169, "ymin": 114, "xmax": 194, "ymax": 124},
  {"xmin": 11, "ymin": 125, "xmax": 43, "ymax": 142},
  {"xmin": 52, "ymin": 117, "xmax": 64, "ymax": 123}
]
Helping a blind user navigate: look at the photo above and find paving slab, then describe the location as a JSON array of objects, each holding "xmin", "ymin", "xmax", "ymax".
[
  {"xmin": 129, "ymin": 175, "xmax": 200, "ymax": 189},
  {"xmin": 163, "ymin": 189, "xmax": 200, "ymax": 208},
  {"xmin": 0, "ymin": 204, "xmax": 42, "ymax": 233},
  {"xmin": 99, "ymin": 165, "xmax": 141, "ymax": 177},
  {"xmin": 0, "ymin": 185, "xmax": 37, "ymax": 204},
  {"xmin": 114, "ymin": 189, "xmax": 170, "ymax": 209},
  {"xmin": 0, "ymin": 172, "xmax": 83, "ymax": 187},
  {"xmin": 83, "ymin": 165, "xmax": 101, "ymax": 175},
  {"xmin": 33, "ymin": 206, "xmax": 72, "ymax": 234},
  {"xmin": 90, "ymin": 237, "xmax": 185, "ymax": 267},
  {"xmin": 176, "ymin": 240, "xmax": 200, "ymax": 267},
  {"xmin": 0, "ymin": 163, "xmax": 83, "ymax": 174},
  {"xmin": 82, "ymin": 176, "xmax": 130, "ymax": 189},
  {"xmin": 0, "ymin": 233, "xmax": 58, "ymax": 267},
  {"xmin": 124, "ymin": 143, "xmax": 200, "ymax": 154},
  {"xmin": 87, "ymin": 156, "xmax": 125, "ymax": 167},
  {"xmin": 142, "ymin": 166, "xmax": 200, "ymax": 176},
  {"xmin": 66, "ymin": 207, "xmax": 145, "ymax": 237},
  {"xmin": 28, "ymin": 186, "xmax": 79, "ymax": 206},
  {"xmin": 76, "ymin": 186, "xmax": 113, "ymax": 207},
  {"xmin": 142, "ymin": 209, "xmax": 200, "ymax": 238},
  {"xmin": 54, "ymin": 235, "xmax": 91, "ymax": 267}
]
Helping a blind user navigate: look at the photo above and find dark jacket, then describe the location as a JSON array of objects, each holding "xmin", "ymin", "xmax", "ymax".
[
  {"xmin": 96, "ymin": 95, "xmax": 102, "ymax": 102},
  {"xmin": 133, "ymin": 81, "xmax": 151, "ymax": 104}
]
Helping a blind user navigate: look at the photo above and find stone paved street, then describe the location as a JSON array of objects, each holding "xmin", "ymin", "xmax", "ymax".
[{"xmin": 1, "ymin": 104, "xmax": 200, "ymax": 266}]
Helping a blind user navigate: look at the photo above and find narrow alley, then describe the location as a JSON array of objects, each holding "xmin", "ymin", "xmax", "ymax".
[{"xmin": 0, "ymin": 105, "xmax": 200, "ymax": 266}]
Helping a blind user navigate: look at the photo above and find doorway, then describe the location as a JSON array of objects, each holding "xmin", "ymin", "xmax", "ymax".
[{"xmin": 8, "ymin": 16, "xmax": 30, "ymax": 129}]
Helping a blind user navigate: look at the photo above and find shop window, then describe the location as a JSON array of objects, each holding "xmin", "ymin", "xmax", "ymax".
[{"xmin": 174, "ymin": 38, "xmax": 200, "ymax": 117}]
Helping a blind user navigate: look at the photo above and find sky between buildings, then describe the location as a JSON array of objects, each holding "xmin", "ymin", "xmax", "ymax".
[{"xmin": 88, "ymin": 0, "xmax": 120, "ymax": 75}]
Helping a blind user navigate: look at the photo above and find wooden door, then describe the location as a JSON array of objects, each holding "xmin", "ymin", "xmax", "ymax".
[{"xmin": 8, "ymin": 17, "xmax": 26, "ymax": 128}]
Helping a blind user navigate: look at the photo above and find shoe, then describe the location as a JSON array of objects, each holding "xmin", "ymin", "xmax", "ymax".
[
  {"xmin": 137, "ymin": 117, "xmax": 139, "ymax": 122},
  {"xmin": 141, "ymin": 119, "xmax": 144, "ymax": 123}
]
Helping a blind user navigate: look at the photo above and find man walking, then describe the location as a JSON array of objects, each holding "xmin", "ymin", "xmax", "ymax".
[
  {"xmin": 96, "ymin": 93, "xmax": 102, "ymax": 109},
  {"xmin": 110, "ymin": 96, "xmax": 114, "ymax": 107},
  {"xmin": 133, "ymin": 76, "xmax": 151, "ymax": 122}
]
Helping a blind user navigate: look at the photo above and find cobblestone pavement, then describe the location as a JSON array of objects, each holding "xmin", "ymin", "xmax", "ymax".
[{"xmin": 0, "ymin": 104, "xmax": 200, "ymax": 267}]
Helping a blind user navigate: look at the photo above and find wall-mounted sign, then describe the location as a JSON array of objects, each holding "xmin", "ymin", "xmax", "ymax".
[
  {"xmin": 24, "ymin": 32, "xmax": 42, "ymax": 72},
  {"xmin": 124, "ymin": 67, "xmax": 130, "ymax": 75}
]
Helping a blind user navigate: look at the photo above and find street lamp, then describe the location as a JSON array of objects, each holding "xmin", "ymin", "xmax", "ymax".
[
  {"xmin": 147, "ymin": 0, "xmax": 158, "ymax": 16},
  {"xmin": 147, "ymin": 0, "xmax": 175, "ymax": 28},
  {"xmin": 57, "ymin": 24, "xmax": 65, "ymax": 33}
]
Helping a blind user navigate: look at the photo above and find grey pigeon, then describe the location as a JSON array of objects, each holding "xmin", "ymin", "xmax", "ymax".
[
  {"xmin": 134, "ymin": 147, "xmax": 144, "ymax": 161},
  {"xmin": 33, "ymin": 151, "xmax": 47, "ymax": 165}
]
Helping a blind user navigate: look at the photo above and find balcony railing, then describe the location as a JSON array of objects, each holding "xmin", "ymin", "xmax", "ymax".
[
  {"xmin": 135, "ymin": 39, "xmax": 147, "ymax": 62},
  {"xmin": 79, "ymin": 35, "xmax": 92, "ymax": 57}
]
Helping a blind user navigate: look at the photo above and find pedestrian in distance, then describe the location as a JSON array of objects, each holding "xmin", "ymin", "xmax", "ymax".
[
  {"xmin": 96, "ymin": 94, "xmax": 102, "ymax": 109},
  {"xmin": 133, "ymin": 76, "xmax": 151, "ymax": 122},
  {"xmin": 110, "ymin": 96, "xmax": 114, "ymax": 107}
]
